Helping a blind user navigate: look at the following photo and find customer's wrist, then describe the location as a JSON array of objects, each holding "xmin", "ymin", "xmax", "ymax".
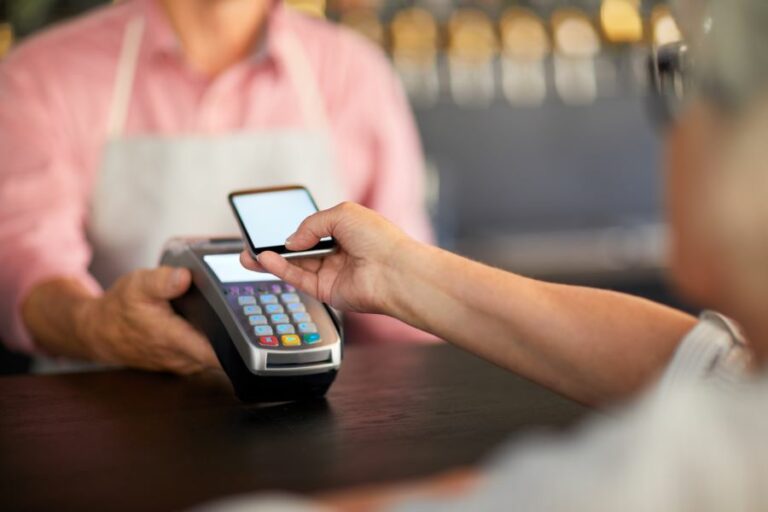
[{"xmin": 379, "ymin": 237, "xmax": 431, "ymax": 322}]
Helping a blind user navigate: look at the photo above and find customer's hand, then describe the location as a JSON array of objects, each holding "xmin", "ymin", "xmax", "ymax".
[
  {"xmin": 240, "ymin": 202, "xmax": 415, "ymax": 315},
  {"xmin": 78, "ymin": 267, "xmax": 219, "ymax": 374}
]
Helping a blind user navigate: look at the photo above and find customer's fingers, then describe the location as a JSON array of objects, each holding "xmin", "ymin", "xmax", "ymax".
[
  {"xmin": 286, "ymin": 202, "xmax": 362, "ymax": 251},
  {"xmin": 240, "ymin": 251, "xmax": 266, "ymax": 272},
  {"xmin": 241, "ymin": 252, "xmax": 323, "ymax": 274},
  {"xmin": 257, "ymin": 251, "xmax": 320, "ymax": 297},
  {"xmin": 284, "ymin": 257, "xmax": 324, "ymax": 273}
]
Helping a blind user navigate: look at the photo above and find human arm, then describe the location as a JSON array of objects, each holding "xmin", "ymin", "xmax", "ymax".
[
  {"xmin": 336, "ymin": 36, "xmax": 435, "ymax": 344},
  {"xmin": 201, "ymin": 320, "xmax": 750, "ymax": 512},
  {"xmin": 323, "ymin": 380, "xmax": 759, "ymax": 512},
  {"xmin": 242, "ymin": 203, "xmax": 695, "ymax": 405},
  {"xmin": 22, "ymin": 268, "xmax": 218, "ymax": 374},
  {"xmin": 0, "ymin": 50, "xmax": 216, "ymax": 373}
]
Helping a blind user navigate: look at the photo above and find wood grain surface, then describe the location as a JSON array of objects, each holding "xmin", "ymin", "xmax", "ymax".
[{"xmin": 0, "ymin": 344, "xmax": 587, "ymax": 511}]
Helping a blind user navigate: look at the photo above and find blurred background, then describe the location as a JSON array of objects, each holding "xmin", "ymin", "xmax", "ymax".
[{"xmin": 0, "ymin": 0, "xmax": 689, "ymax": 314}]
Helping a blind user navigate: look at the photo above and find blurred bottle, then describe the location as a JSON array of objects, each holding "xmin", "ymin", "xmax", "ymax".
[
  {"xmin": 499, "ymin": 7, "xmax": 549, "ymax": 107},
  {"xmin": 599, "ymin": 0, "xmax": 642, "ymax": 44},
  {"xmin": 599, "ymin": 0, "xmax": 646, "ymax": 94},
  {"xmin": 328, "ymin": 0, "xmax": 382, "ymax": 15},
  {"xmin": 0, "ymin": 23, "xmax": 12, "ymax": 59},
  {"xmin": 447, "ymin": 8, "xmax": 497, "ymax": 107},
  {"xmin": 414, "ymin": 0, "xmax": 455, "ymax": 22},
  {"xmin": 551, "ymin": 8, "xmax": 600, "ymax": 105},
  {"xmin": 390, "ymin": 7, "xmax": 440, "ymax": 106},
  {"xmin": 340, "ymin": 7, "xmax": 385, "ymax": 46},
  {"xmin": 286, "ymin": 0, "xmax": 326, "ymax": 18},
  {"xmin": 651, "ymin": 5, "xmax": 682, "ymax": 47}
]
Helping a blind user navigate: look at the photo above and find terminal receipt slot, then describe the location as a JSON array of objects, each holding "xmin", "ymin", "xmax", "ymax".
[{"xmin": 160, "ymin": 238, "xmax": 342, "ymax": 402}]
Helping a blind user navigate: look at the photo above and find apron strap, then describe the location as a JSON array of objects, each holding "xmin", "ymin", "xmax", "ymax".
[
  {"xmin": 275, "ymin": 32, "xmax": 330, "ymax": 131},
  {"xmin": 106, "ymin": 17, "xmax": 145, "ymax": 138}
]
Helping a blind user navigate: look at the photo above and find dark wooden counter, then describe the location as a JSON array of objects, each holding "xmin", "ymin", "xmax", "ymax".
[{"xmin": 0, "ymin": 344, "xmax": 587, "ymax": 511}]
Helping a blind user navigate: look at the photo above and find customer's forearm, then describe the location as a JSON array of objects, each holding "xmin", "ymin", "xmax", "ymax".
[
  {"xmin": 21, "ymin": 279, "xmax": 98, "ymax": 361},
  {"xmin": 386, "ymin": 243, "xmax": 696, "ymax": 405}
]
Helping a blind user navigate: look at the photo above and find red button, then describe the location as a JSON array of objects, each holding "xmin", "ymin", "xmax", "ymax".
[{"xmin": 258, "ymin": 336, "xmax": 279, "ymax": 347}]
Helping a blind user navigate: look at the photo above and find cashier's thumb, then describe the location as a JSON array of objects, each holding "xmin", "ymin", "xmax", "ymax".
[{"xmin": 138, "ymin": 267, "xmax": 191, "ymax": 300}]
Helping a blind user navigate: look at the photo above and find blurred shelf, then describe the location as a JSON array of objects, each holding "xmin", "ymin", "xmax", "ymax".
[
  {"xmin": 454, "ymin": 222, "xmax": 666, "ymax": 284},
  {"xmin": 417, "ymin": 94, "xmax": 662, "ymax": 228}
]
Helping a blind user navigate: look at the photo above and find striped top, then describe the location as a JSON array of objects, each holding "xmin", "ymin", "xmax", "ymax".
[
  {"xmin": 659, "ymin": 310, "xmax": 752, "ymax": 391},
  {"xmin": 199, "ymin": 312, "xmax": 766, "ymax": 511},
  {"xmin": 386, "ymin": 312, "xmax": 766, "ymax": 512}
]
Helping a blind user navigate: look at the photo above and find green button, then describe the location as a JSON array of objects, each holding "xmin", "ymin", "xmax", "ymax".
[{"xmin": 303, "ymin": 333, "xmax": 321, "ymax": 344}]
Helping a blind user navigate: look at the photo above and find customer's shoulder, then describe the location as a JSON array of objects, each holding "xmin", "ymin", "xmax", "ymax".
[{"xmin": 3, "ymin": 3, "xmax": 131, "ymax": 74}]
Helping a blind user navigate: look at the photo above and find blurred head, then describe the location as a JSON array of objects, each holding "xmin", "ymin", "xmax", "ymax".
[{"xmin": 662, "ymin": 0, "xmax": 768, "ymax": 353}]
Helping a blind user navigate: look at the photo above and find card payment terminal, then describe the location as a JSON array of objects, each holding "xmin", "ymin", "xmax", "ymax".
[{"xmin": 160, "ymin": 237, "xmax": 342, "ymax": 402}]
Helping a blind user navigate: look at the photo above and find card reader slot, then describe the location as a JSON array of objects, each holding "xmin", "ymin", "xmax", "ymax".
[{"xmin": 266, "ymin": 350, "xmax": 332, "ymax": 369}]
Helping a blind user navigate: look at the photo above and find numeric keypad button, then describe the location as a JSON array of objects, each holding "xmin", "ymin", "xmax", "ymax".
[
  {"xmin": 264, "ymin": 304, "xmax": 284, "ymax": 314},
  {"xmin": 286, "ymin": 302, "xmax": 306, "ymax": 313},
  {"xmin": 275, "ymin": 324, "xmax": 295, "ymax": 335},
  {"xmin": 248, "ymin": 315, "xmax": 268, "ymax": 325},
  {"xmin": 243, "ymin": 305, "xmax": 262, "ymax": 315},
  {"xmin": 259, "ymin": 294, "xmax": 278, "ymax": 305},
  {"xmin": 297, "ymin": 322, "xmax": 318, "ymax": 334},
  {"xmin": 254, "ymin": 325, "xmax": 274, "ymax": 336}
]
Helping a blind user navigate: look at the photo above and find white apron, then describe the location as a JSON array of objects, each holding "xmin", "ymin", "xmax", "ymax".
[{"xmin": 87, "ymin": 17, "xmax": 345, "ymax": 288}]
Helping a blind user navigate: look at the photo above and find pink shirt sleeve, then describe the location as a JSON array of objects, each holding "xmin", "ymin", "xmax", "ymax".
[
  {"xmin": 338, "ymin": 40, "xmax": 438, "ymax": 344},
  {"xmin": 358, "ymin": 53, "xmax": 433, "ymax": 245},
  {"xmin": 0, "ymin": 53, "xmax": 101, "ymax": 354}
]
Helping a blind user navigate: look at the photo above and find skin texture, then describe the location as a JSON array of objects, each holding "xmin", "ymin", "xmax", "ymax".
[
  {"xmin": 664, "ymin": 102, "xmax": 731, "ymax": 311},
  {"xmin": 21, "ymin": 0, "xmax": 272, "ymax": 373},
  {"xmin": 239, "ymin": 201, "xmax": 695, "ymax": 510},
  {"xmin": 239, "ymin": 100, "xmax": 768, "ymax": 512},
  {"xmin": 668, "ymin": 97, "xmax": 768, "ymax": 363},
  {"xmin": 23, "ymin": 267, "xmax": 218, "ymax": 374},
  {"xmin": 243, "ymin": 202, "xmax": 695, "ymax": 407},
  {"xmin": 22, "ymin": 11, "xmax": 760, "ymax": 508},
  {"xmin": 159, "ymin": 0, "xmax": 271, "ymax": 77}
]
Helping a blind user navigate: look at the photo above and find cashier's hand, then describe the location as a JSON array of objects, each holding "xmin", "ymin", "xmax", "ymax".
[
  {"xmin": 79, "ymin": 267, "xmax": 219, "ymax": 375},
  {"xmin": 240, "ymin": 202, "xmax": 413, "ymax": 314}
]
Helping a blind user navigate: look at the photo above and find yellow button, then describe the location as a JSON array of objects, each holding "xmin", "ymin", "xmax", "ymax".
[{"xmin": 281, "ymin": 334, "xmax": 301, "ymax": 346}]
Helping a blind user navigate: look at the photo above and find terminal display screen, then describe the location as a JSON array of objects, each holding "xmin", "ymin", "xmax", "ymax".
[{"xmin": 203, "ymin": 253, "xmax": 280, "ymax": 283}]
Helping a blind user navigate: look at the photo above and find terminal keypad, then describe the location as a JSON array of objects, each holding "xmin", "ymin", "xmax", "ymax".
[{"xmin": 226, "ymin": 283, "xmax": 322, "ymax": 348}]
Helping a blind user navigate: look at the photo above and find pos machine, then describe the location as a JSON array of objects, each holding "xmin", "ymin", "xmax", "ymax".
[{"xmin": 160, "ymin": 237, "xmax": 342, "ymax": 402}]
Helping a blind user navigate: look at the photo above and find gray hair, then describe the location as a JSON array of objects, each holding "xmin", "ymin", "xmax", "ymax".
[{"xmin": 674, "ymin": 0, "xmax": 768, "ymax": 109}]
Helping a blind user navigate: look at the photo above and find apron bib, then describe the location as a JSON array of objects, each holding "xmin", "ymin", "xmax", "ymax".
[{"xmin": 87, "ymin": 18, "xmax": 345, "ymax": 288}]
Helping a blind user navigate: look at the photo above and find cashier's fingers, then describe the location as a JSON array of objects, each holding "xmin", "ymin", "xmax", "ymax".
[
  {"xmin": 123, "ymin": 268, "xmax": 219, "ymax": 374},
  {"xmin": 130, "ymin": 266, "xmax": 191, "ymax": 300},
  {"xmin": 166, "ymin": 321, "xmax": 220, "ymax": 374},
  {"xmin": 147, "ymin": 312, "xmax": 221, "ymax": 375}
]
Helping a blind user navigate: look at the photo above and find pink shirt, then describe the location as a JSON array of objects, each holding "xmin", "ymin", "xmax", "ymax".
[{"xmin": 0, "ymin": 0, "xmax": 433, "ymax": 353}]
